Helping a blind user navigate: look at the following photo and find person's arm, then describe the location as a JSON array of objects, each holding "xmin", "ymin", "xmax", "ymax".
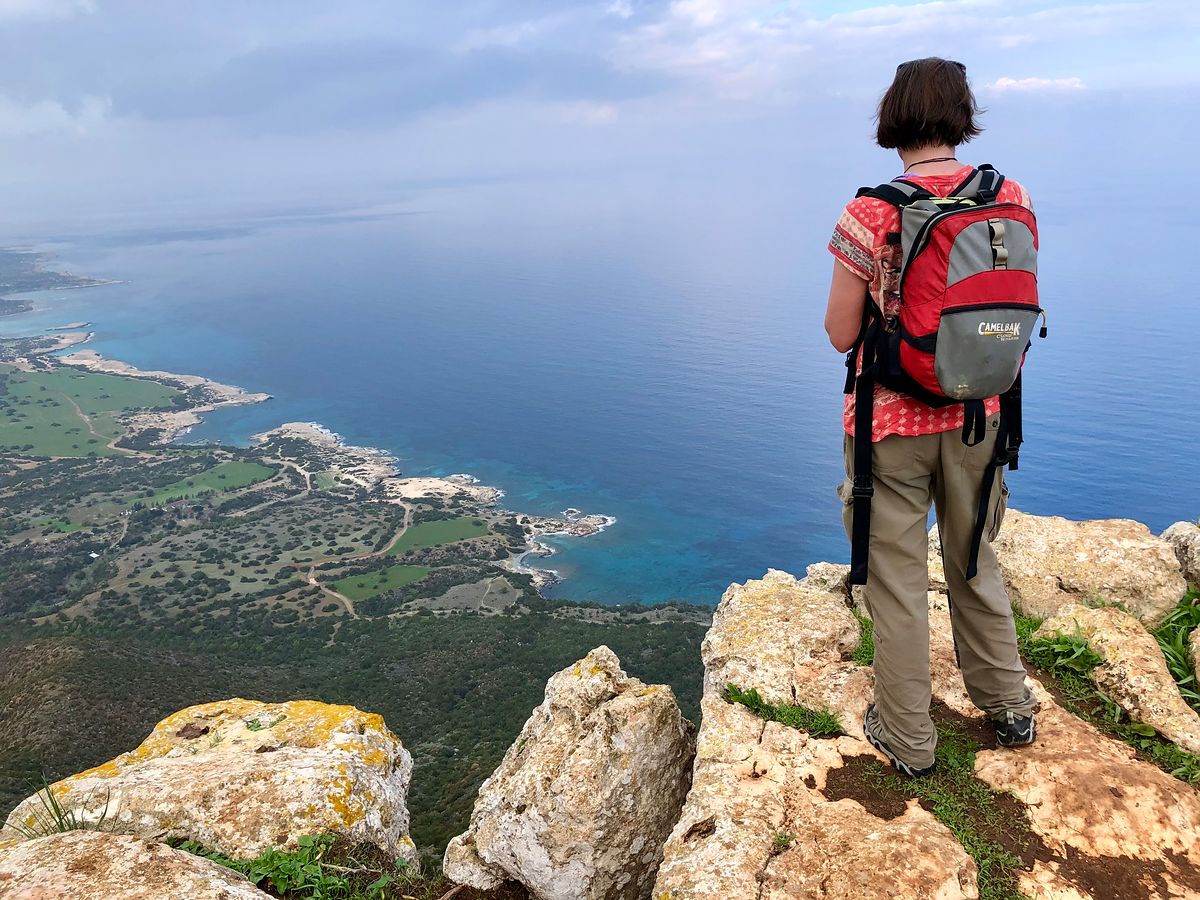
[{"xmin": 824, "ymin": 260, "xmax": 867, "ymax": 353}]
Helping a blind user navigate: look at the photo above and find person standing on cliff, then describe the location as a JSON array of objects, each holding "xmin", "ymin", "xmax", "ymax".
[{"xmin": 824, "ymin": 58, "xmax": 1037, "ymax": 777}]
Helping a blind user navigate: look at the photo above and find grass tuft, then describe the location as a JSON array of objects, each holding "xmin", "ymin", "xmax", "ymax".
[
  {"xmin": 178, "ymin": 833, "xmax": 424, "ymax": 900},
  {"xmin": 8, "ymin": 776, "xmax": 109, "ymax": 839},
  {"xmin": 770, "ymin": 832, "xmax": 794, "ymax": 855},
  {"xmin": 851, "ymin": 610, "xmax": 874, "ymax": 667},
  {"xmin": 1152, "ymin": 589, "xmax": 1200, "ymax": 711},
  {"xmin": 723, "ymin": 684, "xmax": 843, "ymax": 737}
]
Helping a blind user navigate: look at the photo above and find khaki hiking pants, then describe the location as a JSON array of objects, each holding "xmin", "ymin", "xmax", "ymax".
[{"xmin": 840, "ymin": 416, "xmax": 1035, "ymax": 770}]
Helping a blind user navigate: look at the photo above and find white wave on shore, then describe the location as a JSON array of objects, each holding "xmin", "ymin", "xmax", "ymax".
[{"xmin": 506, "ymin": 509, "xmax": 618, "ymax": 588}]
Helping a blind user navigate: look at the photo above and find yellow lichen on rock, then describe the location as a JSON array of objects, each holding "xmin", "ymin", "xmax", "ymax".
[{"xmin": 2, "ymin": 699, "xmax": 418, "ymax": 868}]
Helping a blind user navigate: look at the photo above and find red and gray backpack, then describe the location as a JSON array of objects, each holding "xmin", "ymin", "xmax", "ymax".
[{"xmin": 845, "ymin": 165, "xmax": 1046, "ymax": 585}]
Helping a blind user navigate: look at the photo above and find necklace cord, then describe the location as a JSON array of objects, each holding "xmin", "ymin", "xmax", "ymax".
[{"xmin": 904, "ymin": 156, "xmax": 959, "ymax": 172}]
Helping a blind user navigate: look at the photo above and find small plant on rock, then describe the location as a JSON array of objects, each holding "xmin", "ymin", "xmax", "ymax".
[
  {"xmin": 178, "ymin": 834, "xmax": 417, "ymax": 900},
  {"xmin": 723, "ymin": 684, "xmax": 843, "ymax": 737},
  {"xmin": 8, "ymin": 778, "xmax": 109, "ymax": 839}
]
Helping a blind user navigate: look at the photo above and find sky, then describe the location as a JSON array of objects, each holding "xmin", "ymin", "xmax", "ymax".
[{"xmin": 0, "ymin": 0, "xmax": 1196, "ymax": 231}]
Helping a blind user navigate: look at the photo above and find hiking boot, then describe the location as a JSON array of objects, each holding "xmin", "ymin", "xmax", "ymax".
[
  {"xmin": 993, "ymin": 710, "xmax": 1036, "ymax": 747},
  {"xmin": 863, "ymin": 705, "xmax": 936, "ymax": 778}
]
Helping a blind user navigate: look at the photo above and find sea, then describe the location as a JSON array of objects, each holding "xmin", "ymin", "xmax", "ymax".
[{"xmin": 3, "ymin": 173, "xmax": 1197, "ymax": 606}]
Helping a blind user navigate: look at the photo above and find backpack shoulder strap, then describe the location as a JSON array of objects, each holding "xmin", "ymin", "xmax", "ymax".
[
  {"xmin": 855, "ymin": 179, "xmax": 933, "ymax": 208},
  {"xmin": 951, "ymin": 164, "xmax": 1006, "ymax": 203}
]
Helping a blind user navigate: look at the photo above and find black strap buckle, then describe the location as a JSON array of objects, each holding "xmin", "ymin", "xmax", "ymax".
[{"xmin": 851, "ymin": 478, "xmax": 874, "ymax": 500}]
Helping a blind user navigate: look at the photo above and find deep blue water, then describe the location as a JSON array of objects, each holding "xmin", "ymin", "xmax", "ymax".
[{"xmin": 3, "ymin": 177, "xmax": 1198, "ymax": 605}]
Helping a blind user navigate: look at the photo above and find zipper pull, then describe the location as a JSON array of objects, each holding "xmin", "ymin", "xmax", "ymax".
[{"xmin": 1038, "ymin": 310, "xmax": 1048, "ymax": 338}]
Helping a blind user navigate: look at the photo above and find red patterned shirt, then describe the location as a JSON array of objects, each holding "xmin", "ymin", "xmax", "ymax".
[{"xmin": 829, "ymin": 165, "xmax": 1032, "ymax": 441}]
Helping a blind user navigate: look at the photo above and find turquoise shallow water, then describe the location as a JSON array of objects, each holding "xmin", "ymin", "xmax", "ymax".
[{"xmin": 3, "ymin": 179, "xmax": 1197, "ymax": 605}]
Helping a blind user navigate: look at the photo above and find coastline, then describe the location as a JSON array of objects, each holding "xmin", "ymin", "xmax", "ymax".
[
  {"xmin": 249, "ymin": 421, "xmax": 614, "ymax": 587},
  {"xmin": 6, "ymin": 335, "xmax": 612, "ymax": 595},
  {"xmin": 57, "ymin": 347, "xmax": 273, "ymax": 445},
  {"xmin": 0, "ymin": 245, "xmax": 121, "ymax": 319},
  {"xmin": 505, "ymin": 510, "xmax": 618, "ymax": 590}
]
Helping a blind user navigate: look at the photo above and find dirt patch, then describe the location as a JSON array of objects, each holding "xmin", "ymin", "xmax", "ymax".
[
  {"xmin": 1050, "ymin": 846, "xmax": 1178, "ymax": 900},
  {"xmin": 822, "ymin": 755, "xmax": 908, "ymax": 820},
  {"xmin": 929, "ymin": 701, "xmax": 996, "ymax": 748}
]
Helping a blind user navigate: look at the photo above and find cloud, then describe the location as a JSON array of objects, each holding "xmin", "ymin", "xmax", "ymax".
[
  {"xmin": 0, "ymin": 0, "xmax": 91, "ymax": 18},
  {"xmin": 607, "ymin": 0, "xmax": 635, "ymax": 19},
  {"xmin": 0, "ymin": 93, "xmax": 107, "ymax": 136},
  {"xmin": 557, "ymin": 100, "xmax": 620, "ymax": 124},
  {"xmin": 613, "ymin": 0, "xmax": 1200, "ymax": 101},
  {"xmin": 987, "ymin": 76, "xmax": 1086, "ymax": 92}
]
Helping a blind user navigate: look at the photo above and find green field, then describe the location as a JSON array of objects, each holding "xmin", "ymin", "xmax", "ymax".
[
  {"xmin": 313, "ymin": 471, "xmax": 337, "ymax": 490},
  {"xmin": 0, "ymin": 366, "xmax": 180, "ymax": 457},
  {"xmin": 147, "ymin": 461, "xmax": 276, "ymax": 505},
  {"xmin": 333, "ymin": 563, "xmax": 431, "ymax": 600},
  {"xmin": 36, "ymin": 517, "xmax": 83, "ymax": 534},
  {"xmin": 385, "ymin": 517, "xmax": 490, "ymax": 555}
]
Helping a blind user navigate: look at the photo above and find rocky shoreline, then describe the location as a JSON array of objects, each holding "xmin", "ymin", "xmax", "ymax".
[
  {"xmin": 249, "ymin": 421, "xmax": 614, "ymax": 587},
  {"xmin": 11, "ymin": 336, "xmax": 613, "ymax": 599},
  {"xmin": 507, "ymin": 509, "xmax": 618, "ymax": 590}
]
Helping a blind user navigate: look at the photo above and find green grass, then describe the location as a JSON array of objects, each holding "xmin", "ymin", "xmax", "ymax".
[
  {"xmin": 313, "ymin": 471, "xmax": 337, "ymax": 490},
  {"xmin": 1152, "ymin": 589, "xmax": 1200, "ymax": 711},
  {"xmin": 860, "ymin": 718, "xmax": 1026, "ymax": 900},
  {"xmin": 36, "ymin": 517, "xmax": 83, "ymax": 534},
  {"xmin": 146, "ymin": 461, "xmax": 276, "ymax": 506},
  {"xmin": 384, "ymin": 517, "xmax": 490, "ymax": 555},
  {"xmin": 333, "ymin": 564, "xmax": 431, "ymax": 601},
  {"xmin": 177, "ymin": 834, "xmax": 422, "ymax": 899},
  {"xmin": 851, "ymin": 610, "xmax": 874, "ymax": 666},
  {"xmin": 0, "ymin": 366, "xmax": 179, "ymax": 457},
  {"xmin": 723, "ymin": 684, "xmax": 843, "ymax": 736},
  {"xmin": 1016, "ymin": 611, "xmax": 1200, "ymax": 784},
  {"xmin": 7, "ymin": 777, "xmax": 109, "ymax": 839}
]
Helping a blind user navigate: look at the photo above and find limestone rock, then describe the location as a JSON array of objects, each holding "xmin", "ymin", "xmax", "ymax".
[
  {"xmin": 701, "ymin": 568, "xmax": 872, "ymax": 736},
  {"xmin": 657, "ymin": 568, "xmax": 1200, "ymax": 900},
  {"xmin": 1163, "ymin": 520, "xmax": 1200, "ymax": 587},
  {"xmin": 0, "ymin": 831, "xmax": 272, "ymax": 899},
  {"xmin": 443, "ymin": 646, "xmax": 695, "ymax": 900},
  {"xmin": 654, "ymin": 572, "xmax": 975, "ymax": 900},
  {"xmin": 991, "ymin": 509, "xmax": 1186, "ymax": 627},
  {"xmin": 975, "ymin": 681, "xmax": 1200, "ymax": 898},
  {"xmin": 760, "ymin": 800, "xmax": 979, "ymax": 900},
  {"xmin": 2, "ymin": 699, "xmax": 417, "ymax": 865},
  {"xmin": 1037, "ymin": 604, "xmax": 1200, "ymax": 755}
]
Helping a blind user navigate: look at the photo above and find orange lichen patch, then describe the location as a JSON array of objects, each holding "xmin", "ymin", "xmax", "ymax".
[
  {"xmin": 48, "ymin": 699, "xmax": 402, "ymax": 793},
  {"xmin": 357, "ymin": 746, "xmax": 390, "ymax": 767},
  {"xmin": 324, "ymin": 771, "xmax": 367, "ymax": 829}
]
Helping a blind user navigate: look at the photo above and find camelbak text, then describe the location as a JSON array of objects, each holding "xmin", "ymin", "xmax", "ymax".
[{"xmin": 978, "ymin": 321, "xmax": 1021, "ymax": 338}]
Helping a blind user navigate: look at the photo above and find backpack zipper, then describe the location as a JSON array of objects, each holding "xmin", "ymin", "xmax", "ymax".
[
  {"xmin": 941, "ymin": 302, "xmax": 1042, "ymax": 314},
  {"xmin": 899, "ymin": 202, "xmax": 1030, "ymax": 294}
]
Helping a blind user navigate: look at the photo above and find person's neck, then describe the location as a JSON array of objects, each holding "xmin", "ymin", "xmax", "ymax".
[{"xmin": 898, "ymin": 145, "xmax": 961, "ymax": 176}]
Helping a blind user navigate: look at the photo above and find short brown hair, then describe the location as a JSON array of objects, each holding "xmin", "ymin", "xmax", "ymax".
[{"xmin": 875, "ymin": 58, "xmax": 983, "ymax": 151}]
